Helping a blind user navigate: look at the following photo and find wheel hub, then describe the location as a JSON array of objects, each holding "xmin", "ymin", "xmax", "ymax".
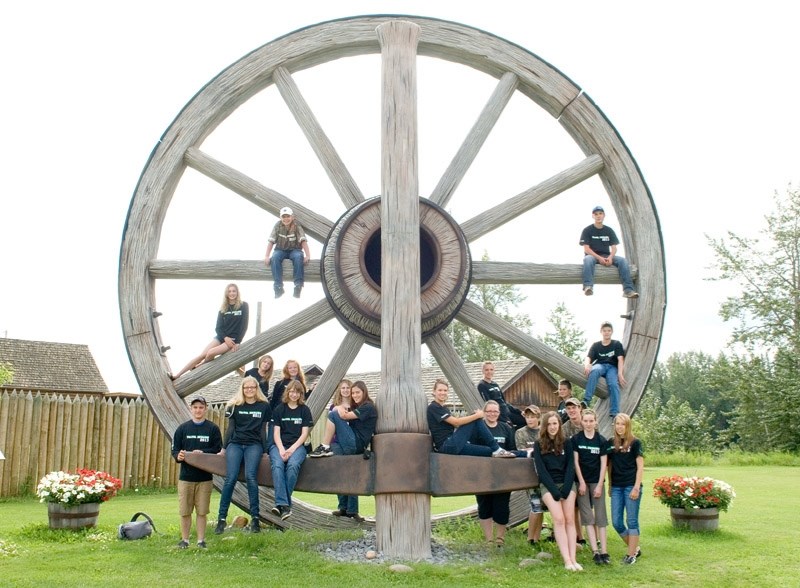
[{"xmin": 321, "ymin": 197, "xmax": 471, "ymax": 345}]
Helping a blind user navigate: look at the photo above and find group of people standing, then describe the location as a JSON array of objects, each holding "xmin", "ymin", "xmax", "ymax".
[
  {"xmin": 467, "ymin": 362, "xmax": 644, "ymax": 570},
  {"xmin": 172, "ymin": 355, "xmax": 378, "ymax": 546},
  {"xmin": 536, "ymin": 397, "xmax": 644, "ymax": 570}
]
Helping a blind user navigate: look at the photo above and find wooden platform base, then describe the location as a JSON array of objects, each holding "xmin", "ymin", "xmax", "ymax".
[{"xmin": 184, "ymin": 432, "xmax": 538, "ymax": 497}]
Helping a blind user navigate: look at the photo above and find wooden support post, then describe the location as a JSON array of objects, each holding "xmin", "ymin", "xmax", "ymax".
[{"xmin": 375, "ymin": 20, "xmax": 430, "ymax": 560}]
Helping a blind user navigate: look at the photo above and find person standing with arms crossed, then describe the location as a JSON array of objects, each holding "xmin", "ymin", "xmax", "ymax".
[{"xmin": 477, "ymin": 400, "xmax": 521, "ymax": 547}]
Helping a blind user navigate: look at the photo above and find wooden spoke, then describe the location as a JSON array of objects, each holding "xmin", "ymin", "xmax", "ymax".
[
  {"xmin": 174, "ymin": 299, "xmax": 335, "ymax": 397},
  {"xmin": 304, "ymin": 330, "xmax": 366, "ymax": 420},
  {"xmin": 429, "ymin": 72, "xmax": 518, "ymax": 208},
  {"xmin": 460, "ymin": 154, "xmax": 604, "ymax": 242},
  {"xmin": 149, "ymin": 259, "xmax": 322, "ymax": 282},
  {"xmin": 273, "ymin": 66, "xmax": 365, "ymax": 209},
  {"xmin": 471, "ymin": 260, "xmax": 638, "ymax": 285},
  {"xmin": 456, "ymin": 299, "xmax": 607, "ymax": 395},
  {"xmin": 426, "ymin": 331, "xmax": 484, "ymax": 410},
  {"xmin": 184, "ymin": 147, "xmax": 333, "ymax": 242}
]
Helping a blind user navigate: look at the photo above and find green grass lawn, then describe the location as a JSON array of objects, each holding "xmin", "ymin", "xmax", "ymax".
[{"xmin": 1, "ymin": 465, "xmax": 798, "ymax": 587}]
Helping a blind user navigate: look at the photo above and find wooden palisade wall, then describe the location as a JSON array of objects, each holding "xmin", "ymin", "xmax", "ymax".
[{"xmin": 0, "ymin": 390, "xmax": 225, "ymax": 498}]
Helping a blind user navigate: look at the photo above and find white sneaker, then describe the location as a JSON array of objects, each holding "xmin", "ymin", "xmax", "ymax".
[{"xmin": 492, "ymin": 448, "xmax": 516, "ymax": 458}]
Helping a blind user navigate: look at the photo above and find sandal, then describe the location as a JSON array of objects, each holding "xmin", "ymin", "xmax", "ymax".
[{"xmin": 495, "ymin": 537, "xmax": 505, "ymax": 547}]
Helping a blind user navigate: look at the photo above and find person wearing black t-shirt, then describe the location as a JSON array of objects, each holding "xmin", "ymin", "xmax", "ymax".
[
  {"xmin": 172, "ymin": 283, "xmax": 249, "ymax": 380},
  {"xmin": 214, "ymin": 377, "xmax": 270, "ymax": 535},
  {"xmin": 583, "ymin": 321, "xmax": 626, "ymax": 418},
  {"xmin": 606, "ymin": 413, "xmax": 644, "ymax": 565},
  {"xmin": 580, "ymin": 205, "xmax": 638, "ymax": 298},
  {"xmin": 243, "ymin": 354, "xmax": 274, "ymax": 398},
  {"xmin": 309, "ymin": 380, "xmax": 377, "ymax": 522},
  {"xmin": 270, "ymin": 359, "xmax": 311, "ymax": 412},
  {"xmin": 172, "ymin": 395, "xmax": 222, "ymax": 548},
  {"xmin": 426, "ymin": 379, "xmax": 515, "ymax": 458},
  {"xmin": 477, "ymin": 361, "xmax": 525, "ymax": 429},
  {"xmin": 534, "ymin": 411, "xmax": 581, "ymax": 572},
  {"xmin": 269, "ymin": 380, "xmax": 314, "ymax": 521},
  {"xmin": 572, "ymin": 409, "xmax": 609, "ymax": 565},
  {"xmin": 478, "ymin": 400, "xmax": 524, "ymax": 547}
]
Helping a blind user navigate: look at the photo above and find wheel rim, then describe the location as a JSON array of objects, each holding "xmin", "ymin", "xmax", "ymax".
[{"xmin": 120, "ymin": 15, "xmax": 665, "ymax": 529}]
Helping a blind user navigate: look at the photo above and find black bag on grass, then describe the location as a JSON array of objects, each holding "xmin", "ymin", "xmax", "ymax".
[{"xmin": 118, "ymin": 512, "xmax": 155, "ymax": 540}]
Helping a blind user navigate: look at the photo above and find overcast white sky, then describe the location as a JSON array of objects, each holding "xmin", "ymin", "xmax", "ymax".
[{"xmin": 1, "ymin": 1, "xmax": 798, "ymax": 392}]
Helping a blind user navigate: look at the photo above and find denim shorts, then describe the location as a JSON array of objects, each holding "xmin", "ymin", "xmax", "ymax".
[{"xmin": 528, "ymin": 487, "xmax": 544, "ymax": 514}]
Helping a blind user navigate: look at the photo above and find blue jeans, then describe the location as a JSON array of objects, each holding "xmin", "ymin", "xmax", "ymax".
[
  {"xmin": 218, "ymin": 442, "xmax": 263, "ymax": 519},
  {"xmin": 610, "ymin": 484, "xmax": 642, "ymax": 538},
  {"xmin": 584, "ymin": 363, "xmax": 621, "ymax": 416},
  {"xmin": 328, "ymin": 410, "xmax": 358, "ymax": 454},
  {"xmin": 270, "ymin": 248, "xmax": 305, "ymax": 289},
  {"xmin": 269, "ymin": 444, "xmax": 307, "ymax": 507},
  {"xmin": 336, "ymin": 493, "xmax": 359, "ymax": 515},
  {"xmin": 439, "ymin": 420, "xmax": 500, "ymax": 456},
  {"xmin": 583, "ymin": 254, "xmax": 635, "ymax": 292},
  {"xmin": 329, "ymin": 411, "xmax": 360, "ymax": 513}
]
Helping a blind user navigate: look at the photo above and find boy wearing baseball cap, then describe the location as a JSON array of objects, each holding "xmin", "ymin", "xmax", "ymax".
[
  {"xmin": 172, "ymin": 396, "xmax": 222, "ymax": 548},
  {"xmin": 579, "ymin": 206, "xmax": 638, "ymax": 298}
]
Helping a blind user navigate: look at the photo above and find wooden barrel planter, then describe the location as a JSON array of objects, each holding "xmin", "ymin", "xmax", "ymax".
[
  {"xmin": 47, "ymin": 502, "xmax": 100, "ymax": 530},
  {"xmin": 670, "ymin": 507, "xmax": 719, "ymax": 532}
]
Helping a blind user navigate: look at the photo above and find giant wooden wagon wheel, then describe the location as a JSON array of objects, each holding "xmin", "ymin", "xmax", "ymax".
[{"xmin": 120, "ymin": 16, "xmax": 665, "ymax": 558}]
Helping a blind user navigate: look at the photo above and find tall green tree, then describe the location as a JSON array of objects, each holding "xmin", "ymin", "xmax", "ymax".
[
  {"xmin": 445, "ymin": 253, "xmax": 533, "ymax": 363},
  {"xmin": 707, "ymin": 185, "xmax": 800, "ymax": 358},
  {"xmin": 707, "ymin": 185, "xmax": 800, "ymax": 451},
  {"xmin": 542, "ymin": 302, "xmax": 586, "ymax": 362}
]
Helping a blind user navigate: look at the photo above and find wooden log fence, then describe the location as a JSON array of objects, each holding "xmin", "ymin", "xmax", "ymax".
[{"xmin": 0, "ymin": 390, "xmax": 227, "ymax": 498}]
